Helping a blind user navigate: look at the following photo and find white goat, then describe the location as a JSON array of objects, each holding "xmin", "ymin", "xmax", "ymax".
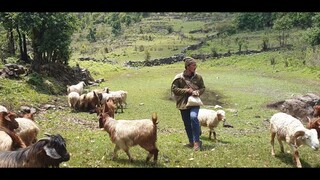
[
  {"xmin": 198, "ymin": 109, "xmax": 226, "ymax": 141},
  {"xmin": 270, "ymin": 112, "xmax": 319, "ymax": 168},
  {"xmin": 99, "ymin": 112, "xmax": 158, "ymax": 164},
  {"xmin": 67, "ymin": 81, "xmax": 86, "ymax": 95},
  {"xmin": 67, "ymin": 91, "xmax": 80, "ymax": 110},
  {"xmin": 14, "ymin": 117, "xmax": 40, "ymax": 147},
  {"xmin": 103, "ymin": 87, "xmax": 128, "ymax": 113}
]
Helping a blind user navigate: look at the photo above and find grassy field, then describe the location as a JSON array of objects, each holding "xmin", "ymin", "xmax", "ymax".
[{"xmin": 1, "ymin": 50, "xmax": 320, "ymax": 168}]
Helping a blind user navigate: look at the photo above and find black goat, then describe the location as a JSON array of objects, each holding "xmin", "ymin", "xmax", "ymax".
[{"xmin": 0, "ymin": 133, "xmax": 70, "ymax": 168}]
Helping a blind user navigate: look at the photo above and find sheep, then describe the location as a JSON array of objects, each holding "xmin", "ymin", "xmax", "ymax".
[
  {"xmin": 67, "ymin": 81, "xmax": 86, "ymax": 95},
  {"xmin": 0, "ymin": 133, "xmax": 70, "ymax": 168},
  {"xmin": 198, "ymin": 109, "xmax": 229, "ymax": 141},
  {"xmin": 14, "ymin": 117, "xmax": 40, "ymax": 147},
  {"xmin": 270, "ymin": 112, "xmax": 319, "ymax": 168},
  {"xmin": 67, "ymin": 91, "xmax": 80, "ymax": 110},
  {"xmin": 98, "ymin": 112, "xmax": 158, "ymax": 164}
]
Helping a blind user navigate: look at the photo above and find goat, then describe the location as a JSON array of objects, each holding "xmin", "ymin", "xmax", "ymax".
[
  {"xmin": 313, "ymin": 105, "xmax": 320, "ymax": 117},
  {"xmin": 0, "ymin": 133, "xmax": 70, "ymax": 168},
  {"xmin": 67, "ymin": 91, "xmax": 80, "ymax": 111},
  {"xmin": 14, "ymin": 117, "xmax": 40, "ymax": 147},
  {"xmin": 198, "ymin": 109, "xmax": 230, "ymax": 141},
  {"xmin": 0, "ymin": 111, "xmax": 19, "ymax": 131},
  {"xmin": 270, "ymin": 112, "xmax": 319, "ymax": 168},
  {"xmin": 103, "ymin": 87, "xmax": 128, "ymax": 113},
  {"xmin": 67, "ymin": 81, "xmax": 86, "ymax": 95},
  {"xmin": 99, "ymin": 112, "xmax": 158, "ymax": 164},
  {"xmin": 0, "ymin": 127, "xmax": 26, "ymax": 151},
  {"xmin": 78, "ymin": 90, "xmax": 100, "ymax": 112},
  {"xmin": 0, "ymin": 111, "xmax": 26, "ymax": 151},
  {"xmin": 95, "ymin": 98, "xmax": 117, "ymax": 120},
  {"xmin": 307, "ymin": 117, "xmax": 320, "ymax": 139}
]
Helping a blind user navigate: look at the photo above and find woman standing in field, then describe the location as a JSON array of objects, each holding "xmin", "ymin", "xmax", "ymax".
[{"xmin": 171, "ymin": 57, "xmax": 206, "ymax": 151}]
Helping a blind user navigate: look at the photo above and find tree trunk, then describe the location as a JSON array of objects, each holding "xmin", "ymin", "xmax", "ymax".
[
  {"xmin": 22, "ymin": 33, "xmax": 29, "ymax": 62},
  {"xmin": 7, "ymin": 27, "xmax": 15, "ymax": 56}
]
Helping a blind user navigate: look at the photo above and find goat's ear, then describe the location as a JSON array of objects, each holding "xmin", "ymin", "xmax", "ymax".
[{"xmin": 44, "ymin": 145, "xmax": 62, "ymax": 159}]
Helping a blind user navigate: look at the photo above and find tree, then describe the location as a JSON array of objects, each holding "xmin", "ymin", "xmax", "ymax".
[
  {"xmin": 0, "ymin": 12, "xmax": 16, "ymax": 57},
  {"xmin": 304, "ymin": 13, "xmax": 320, "ymax": 47},
  {"xmin": 273, "ymin": 14, "xmax": 293, "ymax": 47},
  {"xmin": 16, "ymin": 12, "xmax": 78, "ymax": 71}
]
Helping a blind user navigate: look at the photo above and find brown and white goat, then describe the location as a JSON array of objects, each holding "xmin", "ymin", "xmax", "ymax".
[
  {"xmin": 99, "ymin": 112, "xmax": 159, "ymax": 164},
  {"xmin": 0, "ymin": 111, "xmax": 26, "ymax": 151},
  {"xmin": 0, "ymin": 133, "xmax": 70, "ymax": 168},
  {"xmin": 307, "ymin": 117, "xmax": 320, "ymax": 139},
  {"xmin": 95, "ymin": 98, "xmax": 117, "ymax": 120}
]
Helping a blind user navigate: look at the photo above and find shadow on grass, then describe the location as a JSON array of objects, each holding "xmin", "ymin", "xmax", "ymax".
[
  {"xmin": 200, "ymin": 138, "xmax": 232, "ymax": 151},
  {"xmin": 274, "ymin": 153, "xmax": 312, "ymax": 168},
  {"xmin": 108, "ymin": 156, "xmax": 165, "ymax": 167}
]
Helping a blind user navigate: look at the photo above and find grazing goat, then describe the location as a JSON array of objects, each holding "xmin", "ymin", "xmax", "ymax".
[
  {"xmin": 0, "ymin": 133, "xmax": 70, "ymax": 168},
  {"xmin": 198, "ymin": 109, "xmax": 229, "ymax": 141},
  {"xmin": 67, "ymin": 91, "xmax": 80, "ymax": 110},
  {"xmin": 99, "ymin": 112, "xmax": 158, "ymax": 164},
  {"xmin": 270, "ymin": 112, "xmax": 319, "ymax": 168},
  {"xmin": 78, "ymin": 90, "xmax": 100, "ymax": 112},
  {"xmin": 67, "ymin": 81, "xmax": 86, "ymax": 95}
]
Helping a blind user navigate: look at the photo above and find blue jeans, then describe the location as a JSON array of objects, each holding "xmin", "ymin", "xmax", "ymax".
[{"xmin": 180, "ymin": 107, "xmax": 201, "ymax": 144}]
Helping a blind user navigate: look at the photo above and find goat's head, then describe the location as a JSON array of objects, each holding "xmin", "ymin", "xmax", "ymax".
[
  {"xmin": 295, "ymin": 129, "xmax": 319, "ymax": 151},
  {"xmin": 217, "ymin": 110, "xmax": 226, "ymax": 122},
  {"xmin": 40, "ymin": 133, "xmax": 70, "ymax": 165},
  {"xmin": 314, "ymin": 105, "xmax": 320, "ymax": 117},
  {"xmin": 307, "ymin": 117, "xmax": 320, "ymax": 138},
  {"xmin": 98, "ymin": 113, "xmax": 108, "ymax": 128},
  {"xmin": 0, "ymin": 111, "xmax": 19, "ymax": 130}
]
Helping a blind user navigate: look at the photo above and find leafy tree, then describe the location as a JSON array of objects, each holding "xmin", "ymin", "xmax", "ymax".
[
  {"xmin": 304, "ymin": 13, "xmax": 320, "ymax": 47},
  {"xmin": 86, "ymin": 27, "xmax": 96, "ymax": 42},
  {"xmin": 16, "ymin": 12, "xmax": 78, "ymax": 71},
  {"xmin": 234, "ymin": 12, "xmax": 275, "ymax": 31},
  {"xmin": 0, "ymin": 12, "xmax": 16, "ymax": 56},
  {"xmin": 273, "ymin": 13, "xmax": 293, "ymax": 47}
]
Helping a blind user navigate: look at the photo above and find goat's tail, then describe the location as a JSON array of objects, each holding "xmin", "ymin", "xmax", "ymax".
[
  {"xmin": 152, "ymin": 112, "xmax": 158, "ymax": 125},
  {"xmin": 151, "ymin": 112, "xmax": 158, "ymax": 142}
]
